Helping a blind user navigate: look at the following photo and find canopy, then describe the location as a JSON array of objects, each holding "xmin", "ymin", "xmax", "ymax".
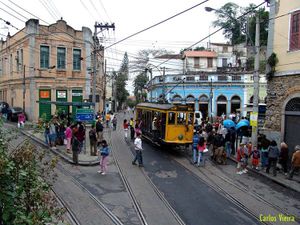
[
  {"xmin": 235, "ymin": 119, "xmax": 250, "ymax": 130},
  {"xmin": 223, "ymin": 119, "xmax": 235, "ymax": 128}
]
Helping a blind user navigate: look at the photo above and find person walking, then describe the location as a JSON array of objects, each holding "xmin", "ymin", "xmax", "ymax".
[
  {"xmin": 105, "ymin": 113, "xmax": 111, "ymax": 128},
  {"xmin": 123, "ymin": 119, "xmax": 129, "ymax": 140},
  {"xmin": 197, "ymin": 136, "xmax": 206, "ymax": 166},
  {"xmin": 98, "ymin": 140, "xmax": 110, "ymax": 175},
  {"xmin": 192, "ymin": 131, "xmax": 199, "ymax": 164},
  {"xmin": 75, "ymin": 123, "xmax": 85, "ymax": 154},
  {"xmin": 225, "ymin": 131, "xmax": 232, "ymax": 158},
  {"xmin": 64, "ymin": 124, "xmax": 72, "ymax": 154},
  {"xmin": 49, "ymin": 121, "xmax": 57, "ymax": 147},
  {"xmin": 17, "ymin": 112, "xmax": 26, "ymax": 128},
  {"xmin": 132, "ymin": 133, "xmax": 143, "ymax": 167},
  {"xmin": 288, "ymin": 145, "xmax": 300, "ymax": 180},
  {"xmin": 129, "ymin": 118, "xmax": 135, "ymax": 140},
  {"xmin": 44, "ymin": 122, "xmax": 50, "ymax": 146},
  {"xmin": 96, "ymin": 117, "xmax": 104, "ymax": 142},
  {"xmin": 266, "ymin": 140, "xmax": 280, "ymax": 176},
  {"xmin": 89, "ymin": 124, "xmax": 97, "ymax": 156},
  {"xmin": 279, "ymin": 142, "xmax": 289, "ymax": 175},
  {"xmin": 71, "ymin": 125, "xmax": 80, "ymax": 165},
  {"xmin": 112, "ymin": 116, "xmax": 117, "ymax": 131}
]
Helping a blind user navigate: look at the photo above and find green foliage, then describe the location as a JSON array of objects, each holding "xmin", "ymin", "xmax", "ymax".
[
  {"xmin": 193, "ymin": 46, "xmax": 206, "ymax": 51},
  {"xmin": 133, "ymin": 72, "xmax": 148, "ymax": 104},
  {"xmin": 0, "ymin": 124, "xmax": 64, "ymax": 225},
  {"xmin": 126, "ymin": 98, "xmax": 136, "ymax": 108},
  {"xmin": 116, "ymin": 52, "xmax": 129, "ymax": 109},
  {"xmin": 266, "ymin": 52, "xmax": 278, "ymax": 81},
  {"xmin": 212, "ymin": 3, "xmax": 269, "ymax": 46}
]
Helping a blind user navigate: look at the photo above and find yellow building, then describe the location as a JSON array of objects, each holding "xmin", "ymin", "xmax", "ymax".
[
  {"xmin": 265, "ymin": 0, "xmax": 300, "ymax": 152},
  {"xmin": 0, "ymin": 19, "xmax": 104, "ymax": 122}
]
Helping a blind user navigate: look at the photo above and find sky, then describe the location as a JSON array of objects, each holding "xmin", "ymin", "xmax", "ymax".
[{"xmin": 0, "ymin": 0, "xmax": 266, "ymax": 94}]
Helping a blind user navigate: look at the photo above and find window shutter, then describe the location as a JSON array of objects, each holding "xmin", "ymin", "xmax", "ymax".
[{"xmin": 290, "ymin": 11, "xmax": 300, "ymax": 51}]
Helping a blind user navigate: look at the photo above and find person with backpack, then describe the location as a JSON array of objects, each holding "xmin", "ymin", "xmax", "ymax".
[
  {"xmin": 192, "ymin": 131, "xmax": 199, "ymax": 164},
  {"xmin": 89, "ymin": 124, "xmax": 97, "ymax": 156},
  {"xmin": 266, "ymin": 140, "xmax": 280, "ymax": 176},
  {"xmin": 96, "ymin": 117, "xmax": 104, "ymax": 142},
  {"xmin": 98, "ymin": 140, "xmax": 110, "ymax": 175}
]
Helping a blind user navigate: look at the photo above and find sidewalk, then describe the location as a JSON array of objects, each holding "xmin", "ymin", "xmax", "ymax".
[
  {"xmin": 229, "ymin": 156, "xmax": 300, "ymax": 193},
  {"xmin": 21, "ymin": 126, "xmax": 110, "ymax": 166}
]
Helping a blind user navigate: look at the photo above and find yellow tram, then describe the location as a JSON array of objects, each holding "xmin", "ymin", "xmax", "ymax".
[{"xmin": 135, "ymin": 103, "xmax": 194, "ymax": 146}]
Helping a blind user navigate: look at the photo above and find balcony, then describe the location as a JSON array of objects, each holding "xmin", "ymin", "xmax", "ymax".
[{"xmin": 217, "ymin": 66, "xmax": 246, "ymax": 73}]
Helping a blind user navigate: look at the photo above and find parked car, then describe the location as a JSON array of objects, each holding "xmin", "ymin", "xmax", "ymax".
[{"xmin": 7, "ymin": 107, "xmax": 25, "ymax": 122}]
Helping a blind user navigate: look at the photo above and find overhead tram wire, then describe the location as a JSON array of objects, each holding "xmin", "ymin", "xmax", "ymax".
[
  {"xmin": 0, "ymin": 7, "xmax": 26, "ymax": 23},
  {"xmin": 98, "ymin": 0, "xmax": 112, "ymax": 22},
  {"xmin": 88, "ymin": 0, "xmax": 104, "ymax": 22},
  {"xmin": 80, "ymin": 0, "xmax": 97, "ymax": 21},
  {"xmin": 155, "ymin": 1, "xmax": 267, "ymax": 68},
  {"xmin": 105, "ymin": 0, "xmax": 210, "ymax": 50},
  {"xmin": 39, "ymin": 0, "xmax": 57, "ymax": 21},
  {"xmin": 0, "ymin": 17, "xmax": 19, "ymax": 30},
  {"xmin": 0, "ymin": 1, "xmax": 28, "ymax": 21},
  {"xmin": 48, "ymin": 0, "xmax": 62, "ymax": 19}
]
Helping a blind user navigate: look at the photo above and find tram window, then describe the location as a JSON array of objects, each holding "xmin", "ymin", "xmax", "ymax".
[
  {"xmin": 168, "ymin": 112, "xmax": 175, "ymax": 124},
  {"xmin": 188, "ymin": 113, "xmax": 194, "ymax": 125},
  {"xmin": 177, "ymin": 112, "xmax": 186, "ymax": 124}
]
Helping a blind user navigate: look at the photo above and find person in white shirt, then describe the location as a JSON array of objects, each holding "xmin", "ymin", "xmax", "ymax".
[{"xmin": 132, "ymin": 133, "xmax": 143, "ymax": 167}]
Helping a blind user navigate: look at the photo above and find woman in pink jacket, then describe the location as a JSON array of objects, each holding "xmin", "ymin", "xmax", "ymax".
[
  {"xmin": 197, "ymin": 136, "xmax": 206, "ymax": 166},
  {"xmin": 64, "ymin": 124, "xmax": 72, "ymax": 153}
]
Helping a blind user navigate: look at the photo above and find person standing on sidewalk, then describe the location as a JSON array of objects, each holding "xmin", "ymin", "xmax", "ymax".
[
  {"xmin": 112, "ymin": 116, "xmax": 117, "ymax": 131},
  {"xmin": 197, "ymin": 136, "xmax": 206, "ymax": 166},
  {"xmin": 71, "ymin": 125, "xmax": 80, "ymax": 165},
  {"xmin": 288, "ymin": 145, "xmax": 300, "ymax": 180},
  {"xmin": 98, "ymin": 140, "xmax": 110, "ymax": 175},
  {"xmin": 129, "ymin": 118, "xmax": 135, "ymax": 140},
  {"xmin": 123, "ymin": 119, "xmax": 129, "ymax": 140},
  {"xmin": 132, "ymin": 133, "xmax": 143, "ymax": 167},
  {"xmin": 279, "ymin": 142, "xmax": 289, "ymax": 175},
  {"xmin": 89, "ymin": 124, "xmax": 97, "ymax": 156},
  {"xmin": 266, "ymin": 140, "xmax": 280, "ymax": 176},
  {"xmin": 64, "ymin": 124, "xmax": 72, "ymax": 154},
  {"xmin": 96, "ymin": 117, "xmax": 104, "ymax": 142},
  {"xmin": 75, "ymin": 123, "xmax": 85, "ymax": 154}
]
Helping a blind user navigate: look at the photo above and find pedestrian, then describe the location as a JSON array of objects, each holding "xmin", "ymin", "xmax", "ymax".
[
  {"xmin": 64, "ymin": 123, "xmax": 72, "ymax": 154},
  {"xmin": 279, "ymin": 142, "xmax": 289, "ymax": 175},
  {"xmin": 96, "ymin": 117, "xmax": 104, "ymax": 142},
  {"xmin": 192, "ymin": 131, "xmax": 199, "ymax": 164},
  {"xmin": 75, "ymin": 123, "xmax": 85, "ymax": 154},
  {"xmin": 236, "ymin": 143, "xmax": 247, "ymax": 174},
  {"xmin": 288, "ymin": 145, "xmax": 300, "ymax": 180},
  {"xmin": 97, "ymin": 140, "xmax": 110, "ymax": 175},
  {"xmin": 17, "ymin": 112, "xmax": 26, "ymax": 128},
  {"xmin": 132, "ymin": 132, "xmax": 143, "ymax": 167},
  {"xmin": 225, "ymin": 131, "xmax": 232, "ymax": 158},
  {"xmin": 266, "ymin": 140, "xmax": 280, "ymax": 176},
  {"xmin": 250, "ymin": 147, "xmax": 260, "ymax": 170},
  {"xmin": 89, "ymin": 124, "xmax": 97, "ymax": 156},
  {"xmin": 130, "ymin": 118, "xmax": 135, "ymax": 139},
  {"xmin": 123, "ymin": 119, "xmax": 129, "ymax": 140},
  {"xmin": 1, "ymin": 105, "xmax": 8, "ymax": 121},
  {"xmin": 49, "ymin": 121, "xmax": 57, "ymax": 147},
  {"xmin": 71, "ymin": 125, "xmax": 80, "ymax": 165},
  {"xmin": 197, "ymin": 136, "xmax": 206, "ymax": 166},
  {"xmin": 105, "ymin": 113, "xmax": 111, "ymax": 128},
  {"xmin": 112, "ymin": 116, "xmax": 117, "ymax": 131}
]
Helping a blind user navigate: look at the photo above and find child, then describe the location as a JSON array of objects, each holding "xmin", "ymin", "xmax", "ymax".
[
  {"xmin": 250, "ymin": 147, "xmax": 260, "ymax": 170},
  {"xmin": 98, "ymin": 140, "xmax": 110, "ymax": 175}
]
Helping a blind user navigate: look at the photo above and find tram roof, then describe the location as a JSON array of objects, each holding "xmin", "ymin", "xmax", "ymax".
[{"xmin": 136, "ymin": 102, "xmax": 174, "ymax": 110}]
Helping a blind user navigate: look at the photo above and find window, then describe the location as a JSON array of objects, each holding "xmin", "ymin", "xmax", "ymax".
[
  {"xmin": 168, "ymin": 112, "xmax": 175, "ymax": 125},
  {"xmin": 223, "ymin": 46, "xmax": 228, "ymax": 53},
  {"xmin": 73, "ymin": 49, "xmax": 81, "ymax": 70},
  {"xmin": 188, "ymin": 113, "xmax": 194, "ymax": 125},
  {"xmin": 177, "ymin": 112, "xmax": 186, "ymax": 125},
  {"xmin": 207, "ymin": 58, "xmax": 213, "ymax": 68},
  {"xmin": 222, "ymin": 58, "xmax": 227, "ymax": 67},
  {"xmin": 40, "ymin": 46, "xmax": 49, "ymax": 69},
  {"xmin": 290, "ymin": 10, "xmax": 300, "ymax": 50},
  {"xmin": 20, "ymin": 49, "xmax": 23, "ymax": 70},
  {"xmin": 186, "ymin": 76, "xmax": 195, "ymax": 81},
  {"xmin": 10, "ymin": 54, "xmax": 12, "ymax": 75},
  {"xmin": 57, "ymin": 47, "xmax": 66, "ymax": 69},
  {"xmin": 194, "ymin": 57, "xmax": 200, "ymax": 68},
  {"xmin": 16, "ymin": 51, "xmax": 19, "ymax": 72}
]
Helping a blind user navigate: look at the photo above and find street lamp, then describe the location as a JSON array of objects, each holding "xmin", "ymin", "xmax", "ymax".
[{"xmin": 209, "ymin": 78, "xmax": 213, "ymax": 123}]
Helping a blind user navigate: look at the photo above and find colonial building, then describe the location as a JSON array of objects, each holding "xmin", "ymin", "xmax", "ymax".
[
  {"xmin": 147, "ymin": 46, "xmax": 267, "ymax": 120},
  {"xmin": 265, "ymin": 0, "xmax": 300, "ymax": 152},
  {"xmin": 0, "ymin": 19, "xmax": 104, "ymax": 121}
]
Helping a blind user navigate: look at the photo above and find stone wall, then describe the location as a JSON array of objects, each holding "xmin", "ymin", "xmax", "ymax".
[{"xmin": 265, "ymin": 74, "xmax": 300, "ymax": 131}]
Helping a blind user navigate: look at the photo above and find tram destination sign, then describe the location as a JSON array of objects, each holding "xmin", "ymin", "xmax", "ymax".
[{"xmin": 75, "ymin": 108, "xmax": 94, "ymax": 122}]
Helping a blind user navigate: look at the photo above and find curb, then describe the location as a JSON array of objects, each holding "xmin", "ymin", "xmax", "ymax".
[
  {"xmin": 228, "ymin": 156, "xmax": 299, "ymax": 193},
  {"xmin": 21, "ymin": 130, "xmax": 100, "ymax": 166}
]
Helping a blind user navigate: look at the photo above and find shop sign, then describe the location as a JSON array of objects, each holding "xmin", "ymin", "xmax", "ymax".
[
  {"xmin": 40, "ymin": 90, "xmax": 50, "ymax": 99},
  {"xmin": 57, "ymin": 90, "xmax": 67, "ymax": 98}
]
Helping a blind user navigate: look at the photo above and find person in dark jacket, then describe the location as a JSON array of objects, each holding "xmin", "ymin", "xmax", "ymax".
[
  {"xmin": 279, "ymin": 142, "xmax": 289, "ymax": 175},
  {"xmin": 266, "ymin": 140, "xmax": 280, "ymax": 176},
  {"xmin": 192, "ymin": 131, "xmax": 199, "ymax": 164}
]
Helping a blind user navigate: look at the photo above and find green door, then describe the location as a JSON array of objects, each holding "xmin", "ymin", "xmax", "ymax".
[
  {"xmin": 56, "ymin": 90, "xmax": 68, "ymax": 115},
  {"xmin": 39, "ymin": 89, "xmax": 51, "ymax": 121},
  {"xmin": 72, "ymin": 90, "xmax": 83, "ymax": 115}
]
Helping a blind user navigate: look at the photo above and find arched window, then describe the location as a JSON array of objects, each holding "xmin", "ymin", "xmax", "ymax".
[
  {"xmin": 172, "ymin": 94, "xmax": 182, "ymax": 103},
  {"xmin": 285, "ymin": 97, "xmax": 300, "ymax": 112},
  {"xmin": 199, "ymin": 95, "xmax": 209, "ymax": 119},
  {"xmin": 186, "ymin": 95, "xmax": 195, "ymax": 103},
  {"xmin": 231, "ymin": 96, "xmax": 241, "ymax": 113},
  {"xmin": 217, "ymin": 95, "xmax": 227, "ymax": 116},
  {"xmin": 199, "ymin": 95, "xmax": 209, "ymax": 103}
]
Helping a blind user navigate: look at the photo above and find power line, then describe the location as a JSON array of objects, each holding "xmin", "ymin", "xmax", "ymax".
[
  {"xmin": 0, "ymin": 17, "xmax": 19, "ymax": 30},
  {"xmin": 105, "ymin": 0, "xmax": 210, "ymax": 49},
  {"xmin": 0, "ymin": 1, "xmax": 28, "ymax": 21},
  {"xmin": 0, "ymin": 7, "xmax": 26, "ymax": 23},
  {"xmin": 39, "ymin": 0, "xmax": 57, "ymax": 21}
]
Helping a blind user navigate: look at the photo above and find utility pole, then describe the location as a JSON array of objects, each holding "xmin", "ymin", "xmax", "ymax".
[
  {"xmin": 209, "ymin": 78, "xmax": 213, "ymax": 123},
  {"xmin": 103, "ymin": 59, "xmax": 107, "ymax": 113},
  {"xmin": 162, "ymin": 67, "xmax": 166, "ymax": 102},
  {"xmin": 251, "ymin": 15, "xmax": 260, "ymax": 148},
  {"xmin": 92, "ymin": 22, "xmax": 115, "ymax": 114},
  {"xmin": 23, "ymin": 65, "xmax": 25, "ymax": 112}
]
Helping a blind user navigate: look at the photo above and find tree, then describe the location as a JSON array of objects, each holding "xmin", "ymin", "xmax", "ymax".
[
  {"xmin": 193, "ymin": 46, "xmax": 206, "ymax": 51},
  {"xmin": 116, "ymin": 52, "xmax": 129, "ymax": 109},
  {"xmin": 133, "ymin": 72, "xmax": 148, "ymax": 103},
  {"xmin": 212, "ymin": 3, "xmax": 269, "ymax": 46}
]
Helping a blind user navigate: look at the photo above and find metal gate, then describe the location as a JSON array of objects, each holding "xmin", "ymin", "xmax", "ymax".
[{"xmin": 284, "ymin": 97, "xmax": 300, "ymax": 157}]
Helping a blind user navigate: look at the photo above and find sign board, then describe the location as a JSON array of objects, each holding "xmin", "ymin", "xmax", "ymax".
[
  {"xmin": 75, "ymin": 108, "xmax": 94, "ymax": 122},
  {"xmin": 72, "ymin": 92, "xmax": 83, "ymax": 97},
  {"xmin": 250, "ymin": 112, "xmax": 258, "ymax": 127},
  {"xmin": 57, "ymin": 90, "xmax": 67, "ymax": 98},
  {"xmin": 40, "ymin": 90, "xmax": 50, "ymax": 98}
]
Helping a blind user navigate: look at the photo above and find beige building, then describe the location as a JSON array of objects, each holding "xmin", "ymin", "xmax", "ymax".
[
  {"xmin": 265, "ymin": 0, "xmax": 300, "ymax": 152},
  {"xmin": 0, "ymin": 19, "xmax": 104, "ymax": 122}
]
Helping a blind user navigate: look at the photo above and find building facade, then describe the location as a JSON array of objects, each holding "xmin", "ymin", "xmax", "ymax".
[
  {"xmin": 265, "ymin": 0, "xmax": 300, "ymax": 152},
  {"xmin": 147, "ymin": 48, "xmax": 267, "ymax": 120},
  {"xmin": 0, "ymin": 19, "xmax": 104, "ymax": 121}
]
